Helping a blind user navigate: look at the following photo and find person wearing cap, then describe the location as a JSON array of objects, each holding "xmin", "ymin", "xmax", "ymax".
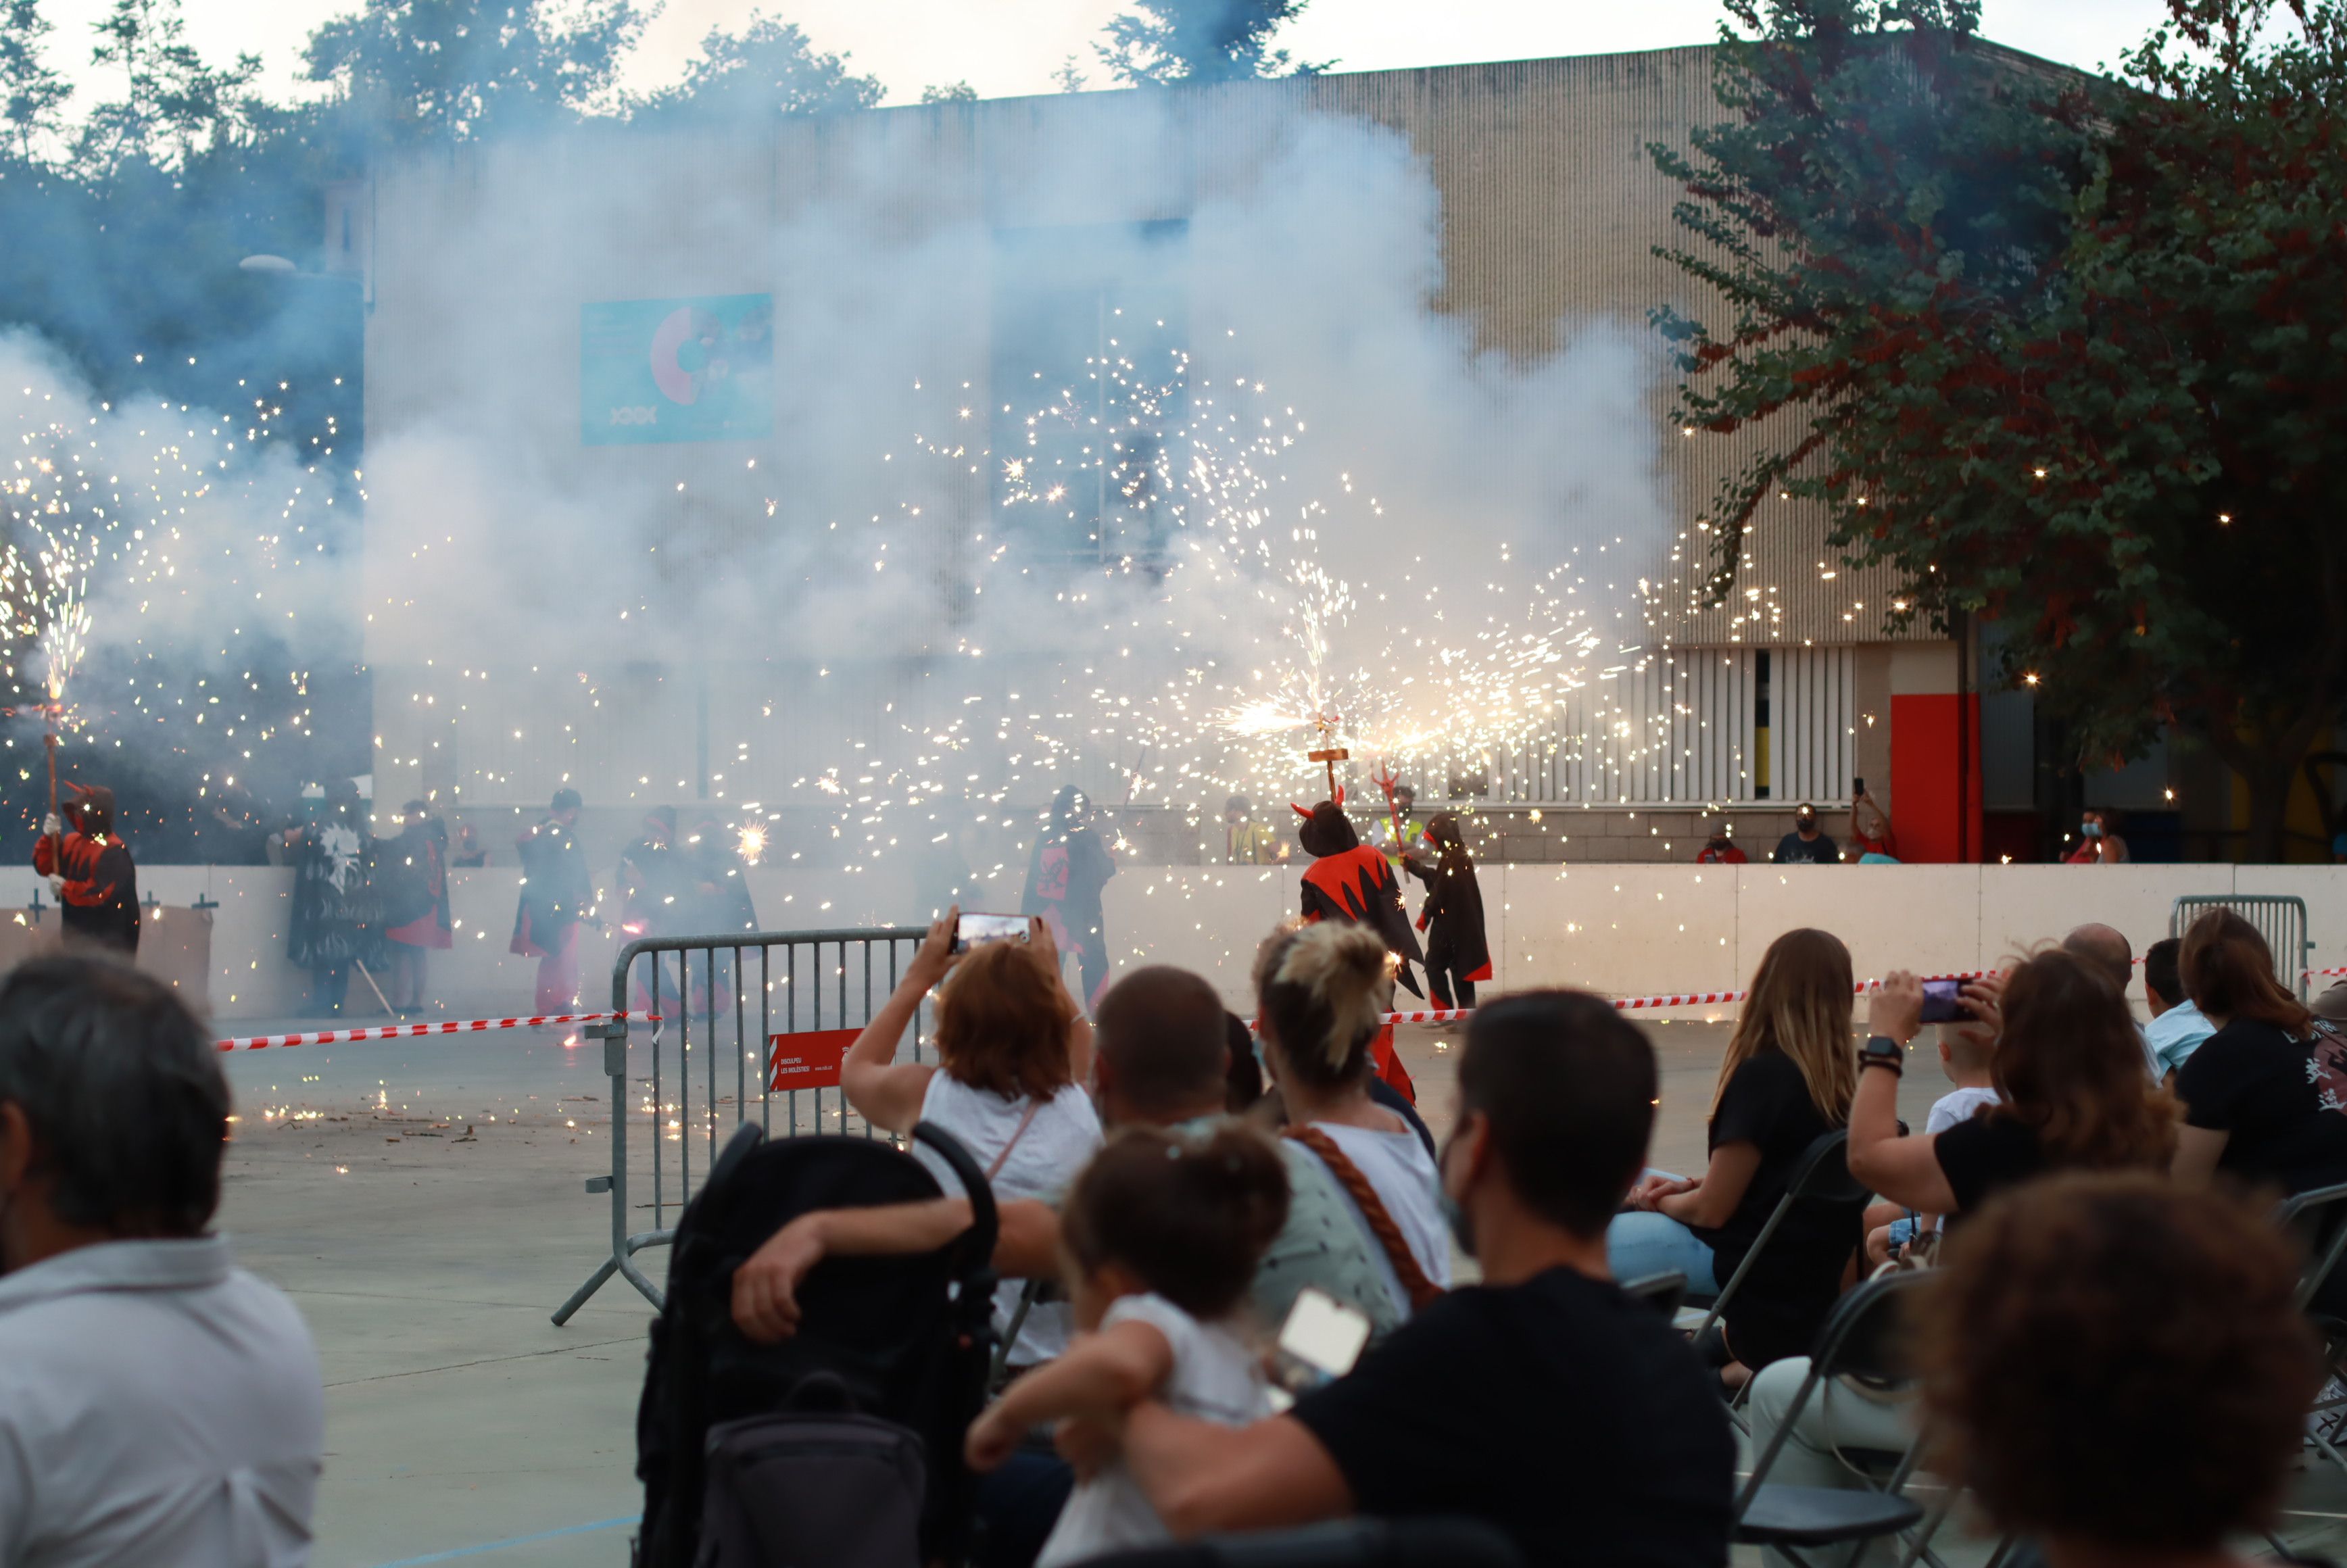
[
  {"xmin": 1695, "ymin": 823, "xmax": 1747, "ymax": 865},
  {"xmin": 1223, "ymin": 795, "xmax": 1285, "ymax": 865},
  {"xmin": 512, "ymin": 788, "xmax": 594, "ymax": 1012},
  {"xmin": 1772, "ymin": 805, "xmax": 1839, "ymax": 864}
]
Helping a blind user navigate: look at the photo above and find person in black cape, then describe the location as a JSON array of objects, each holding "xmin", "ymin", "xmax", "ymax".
[
  {"xmin": 512, "ymin": 788, "xmax": 594, "ymax": 1013},
  {"xmin": 1405, "ymin": 811, "xmax": 1491, "ymax": 1011},
  {"xmin": 1294, "ymin": 795, "xmax": 1423, "ymax": 998},
  {"xmin": 285, "ymin": 781, "xmax": 375, "ymax": 1016}
]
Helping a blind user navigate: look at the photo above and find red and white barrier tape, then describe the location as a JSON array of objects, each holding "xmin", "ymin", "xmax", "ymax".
[
  {"xmin": 2308, "ymin": 967, "xmax": 2347, "ymax": 981},
  {"xmin": 1378, "ymin": 968, "xmax": 2008, "ymax": 1025},
  {"xmin": 214, "ymin": 1010, "xmax": 661, "ymax": 1052}
]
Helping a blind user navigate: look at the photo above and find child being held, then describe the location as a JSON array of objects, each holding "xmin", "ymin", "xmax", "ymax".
[
  {"xmin": 965, "ymin": 1123, "xmax": 1289, "ymax": 1567},
  {"xmin": 1864, "ymin": 1018, "xmax": 2002, "ymax": 1266}
]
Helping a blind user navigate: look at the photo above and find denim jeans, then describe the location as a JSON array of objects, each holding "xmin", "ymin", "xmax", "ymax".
[{"xmin": 1605, "ymin": 1208, "xmax": 1720, "ymax": 1296}]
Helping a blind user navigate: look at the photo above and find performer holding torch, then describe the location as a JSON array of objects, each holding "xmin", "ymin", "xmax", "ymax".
[{"xmin": 32, "ymin": 781, "xmax": 140, "ymax": 954}]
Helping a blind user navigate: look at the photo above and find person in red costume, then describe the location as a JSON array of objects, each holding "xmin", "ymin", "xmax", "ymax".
[{"xmin": 32, "ymin": 781, "xmax": 139, "ymax": 954}]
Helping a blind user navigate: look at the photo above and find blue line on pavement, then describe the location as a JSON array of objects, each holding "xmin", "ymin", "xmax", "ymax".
[{"xmin": 367, "ymin": 1515, "xmax": 633, "ymax": 1567}]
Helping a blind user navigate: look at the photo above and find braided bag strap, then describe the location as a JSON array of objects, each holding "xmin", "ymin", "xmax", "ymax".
[{"xmin": 1282, "ymin": 1124, "xmax": 1444, "ymax": 1310}]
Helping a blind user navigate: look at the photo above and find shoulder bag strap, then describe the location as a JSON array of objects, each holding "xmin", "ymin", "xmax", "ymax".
[
  {"xmin": 1282, "ymin": 1123, "xmax": 1444, "ymax": 1310},
  {"xmin": 985, "ymin": 1098, "xmax": 1046, "ymax": 1183}
]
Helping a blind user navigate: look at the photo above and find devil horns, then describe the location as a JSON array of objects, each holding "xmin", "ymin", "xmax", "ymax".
[{"xmin": 1290, "ymin": 786, "xmax": 1347, "ymax": 820}]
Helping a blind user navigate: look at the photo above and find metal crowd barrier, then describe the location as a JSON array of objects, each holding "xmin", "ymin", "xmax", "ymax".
[
  {"xmin": 2170, "ymin": 894, "xmax": 2316, "ymax": 1000},
  {"xmin": 552, "ymin": 925, "xmax": 927, "ymax": 1324}
]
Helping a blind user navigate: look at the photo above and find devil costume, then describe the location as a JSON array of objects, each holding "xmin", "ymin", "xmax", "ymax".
[
  {"xmin": 32, "ymin": 782, "xmax": 139, "ymax": 953},
  {"xmin": 1405, "ymin": 812, "xmax": 1491, "ymax": 1010},
  {"xmin": 1295, "ymin": 796, "xmax": 1424, "ymax": 998}
]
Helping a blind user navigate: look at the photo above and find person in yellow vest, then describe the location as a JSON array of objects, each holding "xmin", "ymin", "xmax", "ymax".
[
  {"xmin": 1368, "ymin": 782, "xmax": 1428, "ymax": 873},
  {"xmin": 1222, "ymin": 794, "xmax": 1286, "ymax": 864}
]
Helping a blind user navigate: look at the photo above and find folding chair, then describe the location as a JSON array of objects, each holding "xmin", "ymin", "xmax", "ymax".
[
  {"xmin": 1622, "ymin": 1270, "xmax": 1689, "ymax": 1319},
  {"xmin": 1735, "ymin": 1271, "xmax": 1933, "ymax": 1568},
  {"xmin": 2275, "ymin": 1183, "xmax": 2347, "ymax": 1486},
  {"xmin": 1084, "ymin": 1517, "xmax": 1522, "ymax": 1567},
  {"xmin": 1695, "ymin": 1129, "xmax": 1871, "ymax": 1346}
]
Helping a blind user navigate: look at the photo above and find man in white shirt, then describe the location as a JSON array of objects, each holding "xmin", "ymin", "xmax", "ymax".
[
  {"xmin": 0, "ymin": 954, "xmax": 324, "ymax": 1567},
  {"xmin": 2142, "ymin": 937, "xmax": 2217, "ymax": 1085}
]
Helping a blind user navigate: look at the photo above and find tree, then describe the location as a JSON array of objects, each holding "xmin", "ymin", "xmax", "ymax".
[
  {"xmin": 920, "ymin": 80, "xmax": 977, "ymax": 105},
  {"xmin": 0, "ymin": 0, "xmax": 71, "ymax": 164},
  {"xmin": 302, "ymin": 0, "xmax": 647, "ymax": 145},
  {"xmin": 1096, "ymin": 0, "xmax": 1326, "ymax": 86},
  {"xmin": 627, "ymin": 13, "xmax": 880, "ymax": 128},
  {"xmin": 76, "ymin": 0, "xmax": 259, "ymax": 170},
  {"xmin": 1653, "ymin": 0, "xmax": 2347, "ymax": 860},
  {"xmin": 1052, "ymin": 54, "xmax": 1088, "ymax": 93}
]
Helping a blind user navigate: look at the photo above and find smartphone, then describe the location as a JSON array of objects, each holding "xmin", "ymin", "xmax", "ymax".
[
  {"xmin": 1919, "ymin": 977, "xmax": 1973, "ymax": 1025},
  {"xmin": 1267, "ymin": 1288, "xmax": 1374, "ymax": 1408},
  {"xmin": 952, "ymin": 912, "xmax": 1028, "ymax": 954},
  {"xmin": 1852, "ymin": 777, "xmax": 1865, "ymax": 797}
]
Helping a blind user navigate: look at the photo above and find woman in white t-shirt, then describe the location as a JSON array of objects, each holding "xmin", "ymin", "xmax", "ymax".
[
  {"xmin": 964, "ymin": 1123, "xmax": 1289, "ymax": 1567},
  {"xmin": 1252, "ymin": 921, "xmax": 1452, "ymax": 1318},
  {"xmin": 840, "ymin": 907, "xmax": 1101, "ymax": 1367}
]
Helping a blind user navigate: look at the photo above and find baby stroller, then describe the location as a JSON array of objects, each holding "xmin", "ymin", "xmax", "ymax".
[{"xmin": 634, "ymin": 1121, "xmax": 1001, "ymax": 1567}]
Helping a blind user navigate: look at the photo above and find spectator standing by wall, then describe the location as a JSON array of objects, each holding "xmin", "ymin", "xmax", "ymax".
[
  {"xmin": 1222, "ymin": 795, "xmax": 1285, "ymax": 865},
  {"xmin": 1403, "ymin": 812, "xmax": 1489, "ymax": 1012},
  {"xmin": 285, "ymin": 779, "xmax": 374, "ymax": 1018},
  {"xmin": 2143, "ymin": 935, "xmax": 2215, "ymax": 1083},
  {"xmin": 1772, "ymin": 804, "xmax": 1837, "ymax": 864},
  {"xmin": 510, "ymin": 788, "xmax": 591, "ymax": 1013},
  {"xmin": 1114, "ymin": 990, "xmax": 1735, "ymax": 1567},
  {"xmin": 1023, "ymin": 787, "xmax": 1117, "ymax": 1008},
  {"xmin": 2061, "ymin": 806, "xmax": 2129, "ymax": 863},
  {"xmin": 1695, "ymin": 823, "xmax": 1747, "ymax": 864},
  {"xmin": 840, "ymin": 911, "xmax": 1100, "ymax": 1370},
  {"xmin": 378, "ymin": 800, "xmax": 452, "ymax": 1016},
  {"xmin": 1609, "ymin": 928, "xmax": 1861, "ymax": 1375},
  {"xmin": 0, "ymin": 956, "xmax": 325, "ymax": 1563},
  {"xmin": 1847, "ymin": 787, "xmax": 1897, "ymax": 860}
]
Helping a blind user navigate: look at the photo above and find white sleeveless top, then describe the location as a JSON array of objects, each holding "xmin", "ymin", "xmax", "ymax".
[
  {"xmin": 913, "ymin": 1071, "xmax": 1102, "ymax": 1365},
  {"xmin": 1305, "ymin": 1121, "xmax": 1454, "ymax": 1319}
]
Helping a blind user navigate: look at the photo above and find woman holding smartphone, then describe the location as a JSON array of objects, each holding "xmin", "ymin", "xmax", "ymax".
[{"xmin": 840, "ymin": 908, "xmax": 1100, "ymax": 1371}]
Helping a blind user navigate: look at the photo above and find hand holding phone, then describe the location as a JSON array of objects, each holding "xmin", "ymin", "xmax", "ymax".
[
  {"xmin": 952, "ymin": 912, "xmax": 1030, "ymax": 954},
  {"xmin": 1918, "ymin": 977, "xmax": 1973, "ymax": 1025},
  {"xmin": 1267, "ymin": 1288, "xmax": 1374, "ymax": 1408}
]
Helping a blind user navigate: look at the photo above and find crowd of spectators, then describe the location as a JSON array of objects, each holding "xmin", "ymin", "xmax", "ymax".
[{"xmin": 3, "ymin": 895, "xmax": 2344, "ymax": 1567}]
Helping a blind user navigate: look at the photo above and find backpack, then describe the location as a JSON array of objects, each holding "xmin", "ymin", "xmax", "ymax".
[
  {"xmin": 695, "ymin": 1373, "xmax": 926, "ymax": 1568},
  {"xmin": 635, "ymin": 1121, "xmax": 1000, "ymax": 1567}
]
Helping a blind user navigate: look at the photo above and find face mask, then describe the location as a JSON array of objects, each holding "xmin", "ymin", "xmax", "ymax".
[
  {"xmin": 1707, "ymin": 836, "xmax": 1729, "ymax": 851},
  {"xmin": 1435, "ymin": 1127, "xmax": 1478, "ymax": 1258},
  {"xmin": 2083, "ymin": 822, "xmax": 2102, "ymax": 837}
]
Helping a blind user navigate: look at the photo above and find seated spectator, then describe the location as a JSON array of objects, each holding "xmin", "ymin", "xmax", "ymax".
[
  {"xmin": 965, "ymin": 1124, "xmax": 1289, "ymax": 1567},
  {"xmin": 1695, "ymin": 822, "xmax": 1747, "ymax": 864},
  {"xmin": 1223, "ymin": 1010, "xmax": 1265, "ymax": 1112},
  {"xmin": 736, "ymin": 964, "xmax": 1398, "ymax": 1345},
  {"xmin": 2060, "ymin": 921, "xmax": 2157, "ymax": 1079},
  {"xmin": 1115, "ymin": 990, "xmax": 1735, "ymax": 1567},
  {"xmin": 0, "ymin": 955, "xmax": 324, "ymax": 1562},
  {"xmin": 840, "ymin": 908, "xmax": 1101, "ymax": 1369},
  {"xmin": 1847, "ymin": 951, "xmax": 2175, "ymax": 1223},
  {"xmin": 1914, "ymin": 1173, "xmax": 2321, "ymax": 1568},
  {"xmin": 1610, "ymin": 928, "xmax": 1861, "ymax": 1374},
  {"xmin": 2143, "ymin": 935, "xmax": 2215, "ymax": 1083},
  {"xmin": 1772, "ymin": 804, "xmax": 1837, "ymax": 864},
  {"xmin": 1253, "ymin": 923, "xmax": 1451, "ymax": 1317},
  {"xmin": 2172, "ymin": 909, "xmax": 2347, "ymax": 1205},
  {"xmin": 1863, "ymin": 1007, "xmax": 2001, "ymax": 1267}
]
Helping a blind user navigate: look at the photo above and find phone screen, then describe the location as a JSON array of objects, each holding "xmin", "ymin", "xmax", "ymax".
[
  {"xmin": 1919, "ymin": 977, "xmax": 1969, "ymax": 1025},
  {"xmin": 953, "ymin": 912, "xmax": 1028, "ymax": 954},
  {"xmin": 1278, "ymin": 1288, "xmax": 1372, "ymax": 1379}
]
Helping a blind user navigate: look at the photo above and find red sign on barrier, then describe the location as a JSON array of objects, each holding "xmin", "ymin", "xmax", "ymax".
[{"xmin": 767, "ymin": 1028, "xmax": 860, "ymax": 1092}]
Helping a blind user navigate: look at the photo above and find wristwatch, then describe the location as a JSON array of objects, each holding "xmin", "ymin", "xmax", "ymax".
[{"xmin": 1860, "ymin": 1035, "xmax": 1905, "ymax": 1077}]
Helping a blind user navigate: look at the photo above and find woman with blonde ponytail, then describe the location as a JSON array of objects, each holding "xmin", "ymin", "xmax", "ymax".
[
  {"xmin": 1253, "ymin": 923, "xmax": 1452, "ymax": 1321},
  {"xmin": 1607, "ymin": 928, "xmax": 1864, "ymax": 1375}
]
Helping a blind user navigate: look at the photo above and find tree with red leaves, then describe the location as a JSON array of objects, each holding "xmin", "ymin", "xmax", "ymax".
[{"xmin": 1655, "ymin": 0, "xmax": 2347, "ymax": 860}]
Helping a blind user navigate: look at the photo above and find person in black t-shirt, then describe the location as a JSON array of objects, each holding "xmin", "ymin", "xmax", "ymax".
[
  {"xmin": 1850, "ymin": 952, "xmax": 2175, "ymax": 1224},
  {"xmin": 1609, "ymin": 928, "xmax": 1860, "ymax": 1372},
  {"xmin": 1117, "ymin": 991, "xmax": 1734, "ymax": 1568},
  {"xmin": 1772, "ymin": 804, "xmax": 1838, "ymax": 864},
  {"xmin": 2172, "ymin": 908, "xmax": 2347, "ymax": 1200}
]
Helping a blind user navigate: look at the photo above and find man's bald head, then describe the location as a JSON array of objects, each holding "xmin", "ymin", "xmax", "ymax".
[
  {"xmin": 1093, "ymin": 966, "xmax": 1230, "ymax": 1124},
  {"xmin": 2062, "ymin": 923, "xmax": 2135, "ymax": 993}
]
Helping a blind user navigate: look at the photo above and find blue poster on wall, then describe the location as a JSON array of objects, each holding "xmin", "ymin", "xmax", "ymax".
[{"xmin": 581, "ymin": 293, "xmax": 774, "ymax": 445}]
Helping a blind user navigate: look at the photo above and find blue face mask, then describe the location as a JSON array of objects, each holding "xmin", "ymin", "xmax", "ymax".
[
  {"xmin": 1435, "ymin": 1127, "xmax": 1477, "ymax": 1258},
  {"xmin": 2083, "ymin": 821, "xmax": 2102, "ymax": 838}
]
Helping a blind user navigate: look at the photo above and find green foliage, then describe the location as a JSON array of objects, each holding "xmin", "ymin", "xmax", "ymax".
[
  {"xmin": 301, "ymin": 0, "xmax": 648, "ymax": 145},
  {"xmin": 1097, "ymin": 0, "xmax": 1326, "ymax": 86},
  {"xmin": 920, "ymin": 80, "xmax": 977, "ymax": 105},
  {"xmin": 626, "ymin": 13, "xmax": 881, "ymax": 127},
  {"xmin": 79, "ymin": 0, "xmax": 261, "ymax": 171},
  {"xmin": 1655, "ymin": 0, "xmax": 2347, "ymax": 857},
  {"xmin": 0, "ymin": 0, "xmax": 72, "ymax": 164}
]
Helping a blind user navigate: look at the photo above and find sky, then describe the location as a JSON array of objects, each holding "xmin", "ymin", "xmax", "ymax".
[{"xmin": 39, "ymin": 0, "xmax": 2181, "ymax": 112}]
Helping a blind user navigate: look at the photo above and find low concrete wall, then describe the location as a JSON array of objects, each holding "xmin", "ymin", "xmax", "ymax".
[{"xmin": 0, "ymin": 861, "xmax": 2333, "ymax": 1023}]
